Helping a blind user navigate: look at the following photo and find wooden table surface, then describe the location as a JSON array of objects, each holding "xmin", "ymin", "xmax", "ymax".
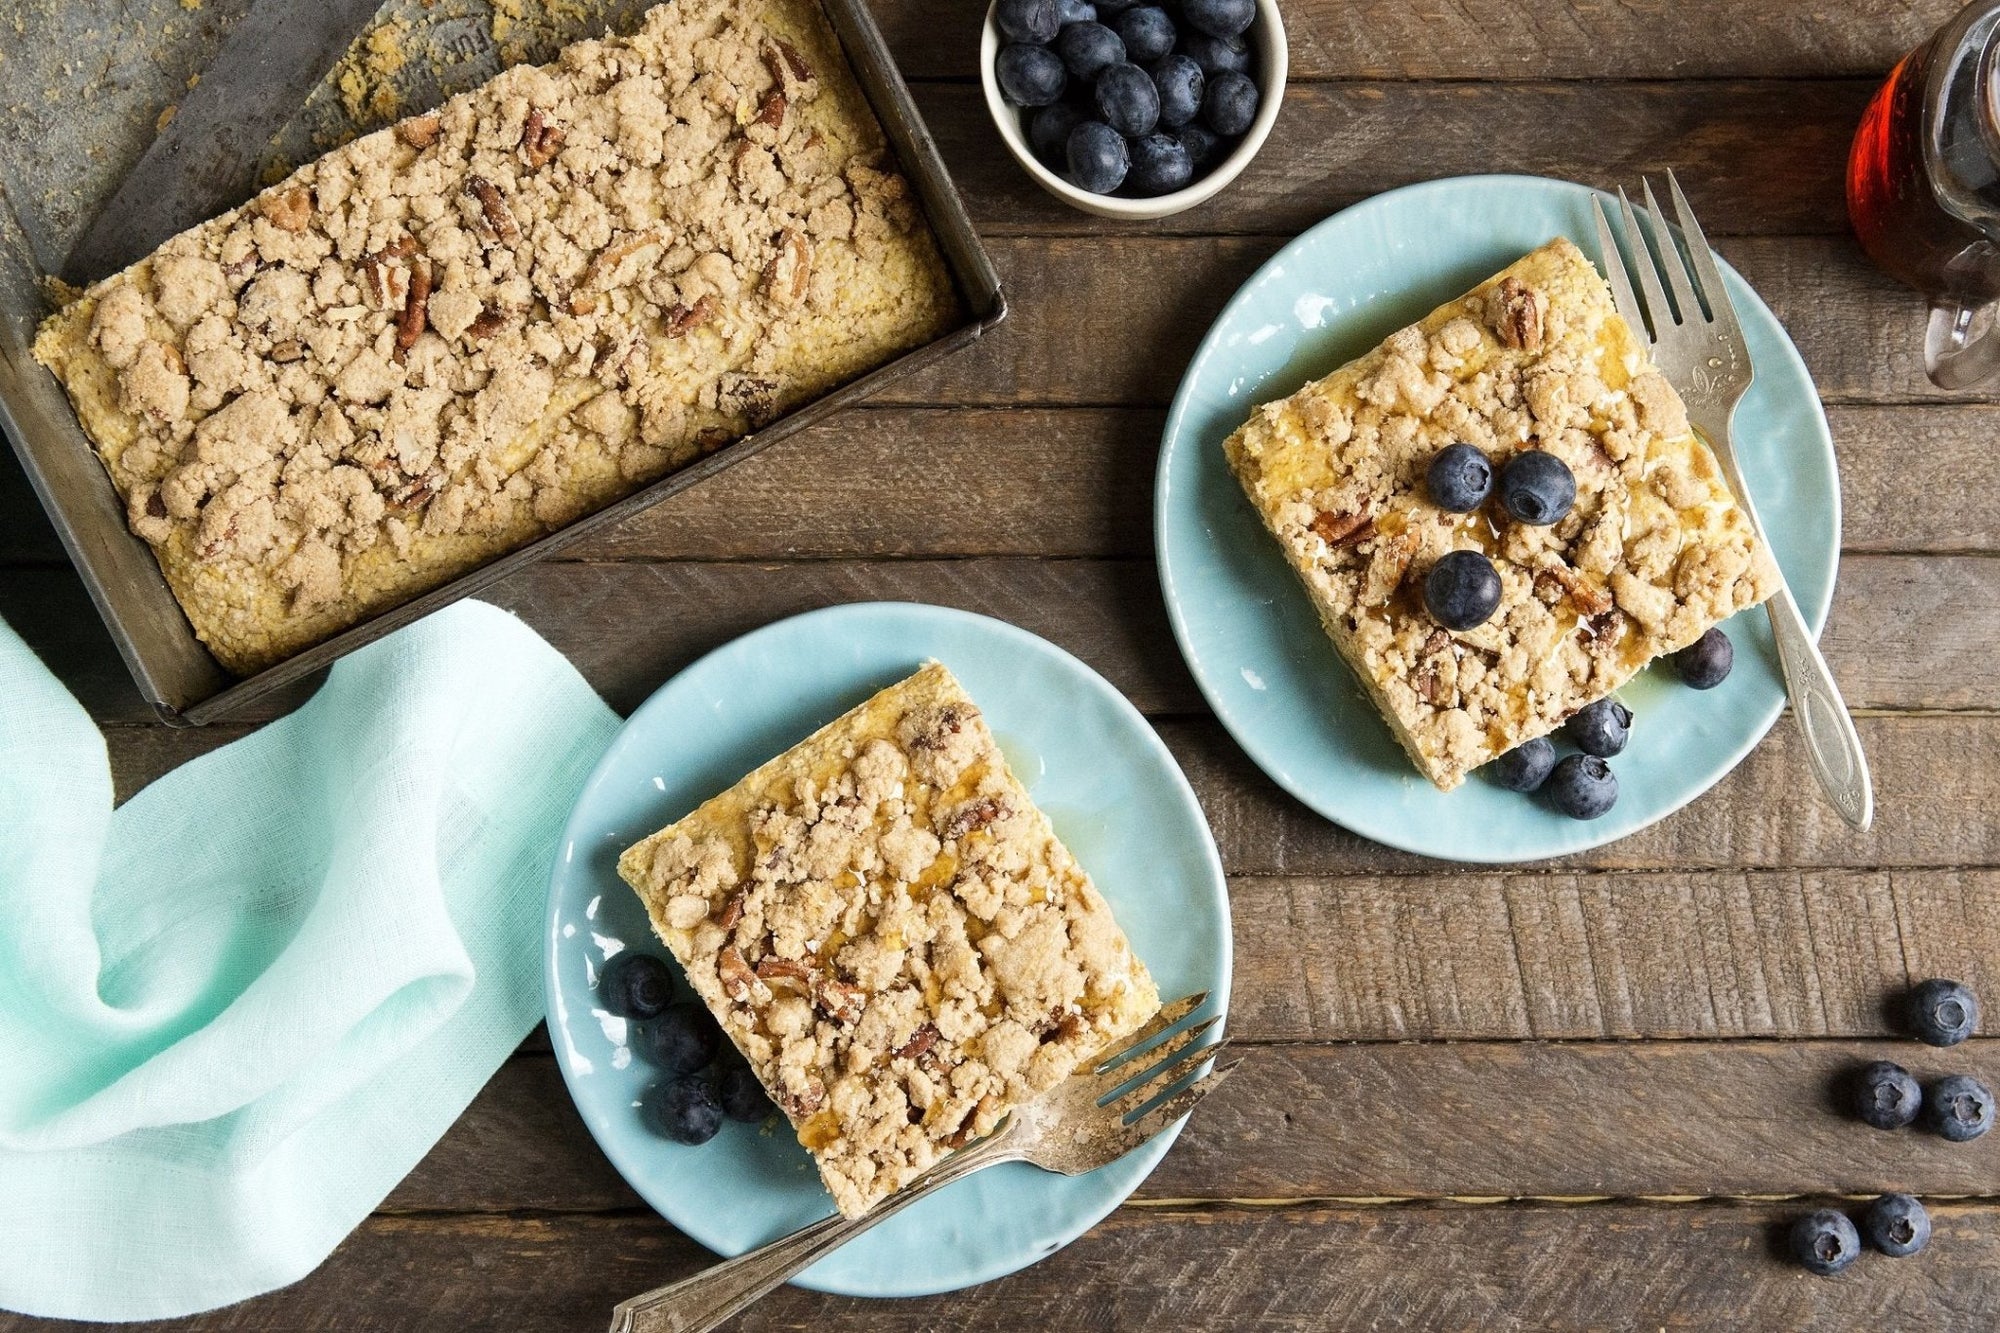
[{"xmin": 5, "ymin": 0, "xmax": 2000, "ymax": 1327}]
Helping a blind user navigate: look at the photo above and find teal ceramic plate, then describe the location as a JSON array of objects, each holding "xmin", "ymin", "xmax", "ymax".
[
  {"xmin": 1156, "ymin": 174, "xmax": 1839, "ymax": 863},
  {"xmin": 544, "ymin": 603, "xmax": 1230, "ymax": 1296}
]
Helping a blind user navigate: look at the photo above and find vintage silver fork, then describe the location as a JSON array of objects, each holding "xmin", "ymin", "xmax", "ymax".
[
  {"xmin": 1592, "ymin": 173, "xmax": 1874, "ymax": 831},
  {"xmin": 608, "ymin": 992, "xmax": 1235, "ymax": 1333}
]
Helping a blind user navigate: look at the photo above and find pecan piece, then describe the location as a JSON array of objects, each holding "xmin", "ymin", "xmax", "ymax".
[
  {"xmin": 752, "ymin": 90, "xmax": 787, "ymax": 132},
  {"xmin": 665, "ymin": 293, "xmax": 720, "ymax": 337},
  {"xmin": 576, "ymin": 229, "xmax": 668, "ymax": 309},
  {"xmin": 779, "ymin": 1074, "xmax": 826, "ymax": 1119},
  {"xmin": 1537, "ymin": 562, "xmax": 1613, "ymax": 617},
  {"xmin": 1038, "ymin": 1008, "xmax": 1086, "ymax": 1045},
  {"xmin": 393, "ymin": 257, "xmax": 431, "ymax": 364},
  {"xmin": 467, "ymin": 304, "xmax": 509, "ymax": 341},
  {"xmin": 754, "ymin": 956, "xmax": 814, "ymax": 989},
  {"xmin": 761, "ymin": 228, "xmax": 812, "ymax": 308},
  {"xmin": 464, "ymin": 175, "xmax": 520, "ymax": 245},
  {"xmin": 943, "ymin": 798, "xmax": 1006, "ymax": 839},
  {"xmin": 257, "ymin": 187, "xmax": 312, "ymax": 233},
  {"xmin": 763, "ymin": 37, "xmax": 814, "ymax": 86},
  {"xmin": 694, "ymin": 426, "xmax": 734, "ymax": 453},
  {"xmin": 519, "ymin": 108, "xmax": 564, "ymax": 169},
  {"xmin": 1414, "ymin": 664, "xmax": 1446, "ymax": 706},
  {"xmin": 270, "ymin": 339, "xmax": 304, "ymax": 363},
  {"xmin": 145, "ymin": 491, "xmax": 168, "ymax": 520},
  {"xmin": 1309, "ymin": 507, "xmax": 1375, "ymax": 549},
  {"xmin": 1422, "ymin": 628, "xmax": 1452, "ymax": 659},
  {"xmin": 1490, "ymin": 276, "xmax": 1543, "ymax": 352},
  {"xmin": 397, "ymin": 113, "xmax": 441, "ymax": 149},
  {"xmin": 815, "ymin": 978, "xmax": 867, "ymax": 1025},
  {"xmin": 359, "ymin": 236, "xmax": 418, "ymax": 308},
  {"xmin": 894, "ymin": 1024, "xmax": 941, "ymax": 1062},
  {"xmin": 716, "ymin": 891, "xmax": 746, "ymax": 932},
  {"xmin": 719, "ymin": 946, "xmax": 767, "ymax": 1005},
  {"xmin": 387, "ymin": 470, "xmax": 441, "ymax": 510},
  {"xmin": 716, "ymin": 372, "xmax": 780, "ymax": 428}
]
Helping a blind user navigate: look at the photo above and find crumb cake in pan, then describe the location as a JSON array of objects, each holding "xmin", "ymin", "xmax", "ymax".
[
  {"xmin": 617, "ymin": 662, "xmax": 1160, "ymax": 1218},
  {"xmin": 1224, "ymin": 238, "xmax": 1780, "ymax": 791},
  {"xmin": 33, "ymin": 0, "xmax": 959, "ymax": 675}
]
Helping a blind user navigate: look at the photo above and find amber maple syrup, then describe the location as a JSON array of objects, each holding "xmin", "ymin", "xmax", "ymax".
[{"xmin": 1847, "ymin": 2, "xmax": 2000, "ymax": 384}]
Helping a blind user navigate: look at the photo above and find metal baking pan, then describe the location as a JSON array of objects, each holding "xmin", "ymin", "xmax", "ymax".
[{"xmin": 0, "ymin": 0, "xmax": 1004, "ymax": 726}]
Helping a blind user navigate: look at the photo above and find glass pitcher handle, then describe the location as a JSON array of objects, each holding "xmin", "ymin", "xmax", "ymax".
[{"xmin": 1925, "ymin": 240, "xmax": 2000, "ymax": 389}]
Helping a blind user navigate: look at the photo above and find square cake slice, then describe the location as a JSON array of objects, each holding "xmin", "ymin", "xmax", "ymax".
[
  {"xmin": 1223, "ymin": 236, "xmax": 1781, "ymax": 790},
  {"xmin": 617, "ymin": 662, "xmax": 1160, "ymax": 1217}
]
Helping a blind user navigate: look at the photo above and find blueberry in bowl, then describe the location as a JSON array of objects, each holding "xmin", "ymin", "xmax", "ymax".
[{"xmin": 982, "ymin": 0, "xmax": 1287, "ymax": 217}]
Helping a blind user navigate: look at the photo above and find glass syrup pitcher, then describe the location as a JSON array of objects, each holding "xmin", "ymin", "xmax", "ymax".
[{"xmin": 1848, "ymin": 0, "xmax": 2000, "ymax": 389}]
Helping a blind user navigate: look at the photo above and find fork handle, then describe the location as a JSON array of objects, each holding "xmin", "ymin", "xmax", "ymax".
[
  {"xmin": 608, "ymin": 1122, "xmax": 1022, "ymax": 1333},
  {"xmin": 1763, "ymin": 581, "xmax": 1873, "ymax": 831}
]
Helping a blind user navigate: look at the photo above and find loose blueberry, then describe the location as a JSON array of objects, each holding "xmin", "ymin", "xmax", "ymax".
[
  {"xmin": 1175, "ymin": 122, "xmax": 1225, "ymax": 170},
  {"xmin": 1113, "ymin": 6, "xmax": 1177, "ymax": 63},
  {"xmin": 1094, "ymin": 62, "xmax": 1161, "ymax": 136},
  {"xmin": 1055, "ymin": 20, "xmax": 1124, "ymax": 79},
  {"xmin": 1863, "ymin": 1194, "xmax": 1931, "ymax": 1258},
  {"xmin": 1426, "ymin": 441, "xmax": 1494, "ymax": 512},
  {"xmin": 1790, "ymin": 1210, "xmax": 1861, "ymax": 1276},
  {"xmin": 1566, "ymin": 697, "xmax": 1632, "ymax": 758},
  {"xmin": 1127, "ymin": 133, "xmax": 1193, "ymax": 195},
  {"xmin": 1180, "ymin": 0, "xmax": 1255, "ymax": 37},
  {"xmin": 1424, "ymin": 550, "xmax": 1502, "ymax": 631},
  {"xmin": 1151, "ymin": 53, "xmax": 1204, "ymax": 128},
  {"xmin": 641, "ymin": 1002, "xmax": 722, "ymax": 1076},
  {"xmin": 1547, "ymin": 754, "xmax": 1618, "ymax": 820},
  {"xmin": 1853, "ymin": 1060, "xmax": 1923, "ymax": 1130},
  {"xmin": 997, "ymin": 43, "xmax": 1068, "ymax": 106},
  {"xmin": 1182, "ymin": 31, "xmax": 1252, "ymax": 76},
  {"xmin": 716, "ymin": 1062, "xmax": 777, "ymax": 1122},
  {"xmin": 598, "ymin": 951, "xmax": 673, "ymax": 1021},
  {"xmin": 1066, "ymin": 119, "xmax": 1130, "ymax": 193},
  {"xmin": 1675, "ymin": 627, "xmax": 1734, "ymax": 689},
  {"xmin": 1029, "ymin": 101, "xmax": 1085, "ymax": 165},
  {"xmin": 1203, "ymin": 69, "xmax": 1259, "ymax": 136},
  {"xmin": 649, "ymin": 1076, "xmax": 724, "ymax": 1145},
  {"xmin": 1054, "ymin": 0, "xmax": 1097, "ymax": 22},
  {"xmin": 1907, "ymin": 978, "xmax": 1980, "ymax": 1047},
  {"xmin": 996, "ymin": 0, "xmax": 1061, "ymax": 44},
  {"xmin": 1489, "ymin": 736, "xmax": 1557, "ymax": 793},
  {"xmin": 1497, "ymin": 449, "xmax": 1576, "ymax": 525},
  {"xmin": 1926, "ymin": 1073, "xmax": 1995, "ymax": 1141}
]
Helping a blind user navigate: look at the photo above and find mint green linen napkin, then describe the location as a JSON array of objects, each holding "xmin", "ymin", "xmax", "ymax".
[{"xmin": 0, "ymin": 600, "xmax": 620, "ymax": 1322}]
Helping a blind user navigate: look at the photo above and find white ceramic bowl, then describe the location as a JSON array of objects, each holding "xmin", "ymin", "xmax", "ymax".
[{"xmin": 980, "ymin": 0, "xmax": 1287, "ymax": 220}]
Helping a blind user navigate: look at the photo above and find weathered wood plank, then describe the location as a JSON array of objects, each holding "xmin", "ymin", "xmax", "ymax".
[
  {"xmin": 1227, "ymin": 869, "xmax": 2000, "ymax": 1041},
  {"xmin": 887, "ymin": 236, "xmax": 1949, "ymax": 409},
  {"xmin": 9, "ymin": 553, "xmax": 1995, "ymax": 729},
  {"xmin": 11, "ymin": 403, "xmax": 2000, "ymax": 567},
  {"xmin": 915, "ymin": 81, "xmax": 1864, "ymax": 238},
  {"xmin": 1176, "ymin": 713, "xmax": 2000, "ymax": 875},
  {"xmin": 4, "ymin": 1200, "xmax": 1994, "ymax": 1332},
  {"xmin": 387, "ymin": 1037, "xmax": 2000, "ymax": 1214},
  {"xmin": 874, "ymin": 0, "xmax": 1952, "ymax": 81}
]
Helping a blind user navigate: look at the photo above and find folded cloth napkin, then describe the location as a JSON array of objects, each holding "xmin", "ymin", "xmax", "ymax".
[{"xmin": 0, "ymin": 600, "xmax": 620, "ymax": 1322}]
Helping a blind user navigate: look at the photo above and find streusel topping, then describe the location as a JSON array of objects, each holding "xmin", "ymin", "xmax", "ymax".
[{"xmin": 619, "ymin": 663, "xmax": 1159, "ymax": 1217}]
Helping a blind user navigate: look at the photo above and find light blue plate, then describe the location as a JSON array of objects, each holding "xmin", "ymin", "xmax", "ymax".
[
  {"xmin": 544, "ymin": 603, "xmax": 1230, "ymax": 1296},
  {"xmin": 1156, "ymin": 174, "xmax": 1840, "ymax": 863}
]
